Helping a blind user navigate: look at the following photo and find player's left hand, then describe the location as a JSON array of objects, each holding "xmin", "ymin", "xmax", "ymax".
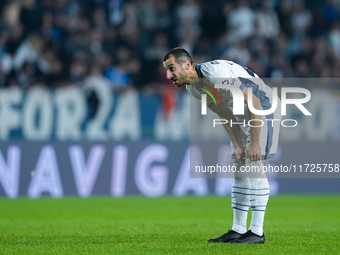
[{"xmin": 246, "ymin": 143, "xmax": 261, "ymax": 161}]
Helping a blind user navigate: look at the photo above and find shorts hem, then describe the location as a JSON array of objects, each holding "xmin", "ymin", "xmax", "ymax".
[{"xmin": 231, "ymin": 153, "xmax": 276, "ymax": 160}]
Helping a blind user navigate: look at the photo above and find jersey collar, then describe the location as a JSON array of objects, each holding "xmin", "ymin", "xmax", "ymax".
[{"xmin": 195, "ymin": 64, "xmax": 203, "ymax": 79}]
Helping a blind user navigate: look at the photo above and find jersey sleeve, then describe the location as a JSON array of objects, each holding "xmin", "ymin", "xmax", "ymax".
[
  {"xmin": 186, "ymin": 85, "xmax": 202, "ymax": 101},
  {"xmin": 201, "ymin": 60, "xmax": 259, "ymax": 90},
  {"xmin": 200, "ymin": 61, "xmax": 245, "ymax": 92}
]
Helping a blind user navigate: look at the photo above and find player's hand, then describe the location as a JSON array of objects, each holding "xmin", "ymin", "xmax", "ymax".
[
  {"xmin": 246, "ymin": 143, "xmax": 261, "ymax": 161},
  {"xmin": 235, "ymin": 147, "xmax": 245, "ymax": 163}
]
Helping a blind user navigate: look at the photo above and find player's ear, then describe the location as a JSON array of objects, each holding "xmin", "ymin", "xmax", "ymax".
[{"xmin": 183, "ymin": 60, "xmax": 191, "ymax": 70}]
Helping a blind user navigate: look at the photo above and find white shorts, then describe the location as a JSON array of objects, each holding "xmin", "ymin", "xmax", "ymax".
[{"xmin": 230, "ymin": 108, "xmax": 281, "ymax": 160}]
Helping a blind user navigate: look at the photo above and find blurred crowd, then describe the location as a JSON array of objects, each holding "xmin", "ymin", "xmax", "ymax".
[{"xmin": 0, "ymin": 0, "xmax": 340, "ymax": 92}]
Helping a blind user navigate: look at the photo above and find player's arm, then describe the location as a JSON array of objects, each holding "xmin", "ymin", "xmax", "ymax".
[
  {"xmin": 243, "ymin": 87, "xmax": 261, "ymax": 161},
  {"xmin": 209, "ymin": 104, "xmax": 245, "ymax": 162}
]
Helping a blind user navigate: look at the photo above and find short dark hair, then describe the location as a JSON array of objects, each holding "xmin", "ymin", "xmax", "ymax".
[{"xmin": 163, "ymin": 47, "xmax": 193, "ymax": 65}]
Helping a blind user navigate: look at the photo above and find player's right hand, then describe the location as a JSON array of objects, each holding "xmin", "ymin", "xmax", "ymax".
[{"xmin": 235, "ymin": 147, "xmax": 245, "ymax": 164}]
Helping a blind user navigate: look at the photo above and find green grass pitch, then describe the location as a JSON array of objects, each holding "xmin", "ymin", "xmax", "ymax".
[{"xmin": 0, "ymin": 196, "xmax": 339, "ymax": 254}]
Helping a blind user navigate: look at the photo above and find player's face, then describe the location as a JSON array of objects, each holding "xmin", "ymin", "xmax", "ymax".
[{"xmin": 163, "ymin": 56, "xmax": 189, "ymax": 87}]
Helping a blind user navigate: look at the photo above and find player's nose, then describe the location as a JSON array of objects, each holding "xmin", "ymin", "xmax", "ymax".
[{"xmin": 166, "ymin": 70, "xmax": 173, "ymax": 80}]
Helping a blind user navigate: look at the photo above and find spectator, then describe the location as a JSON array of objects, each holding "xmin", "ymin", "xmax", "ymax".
[
  {"xmin": 290, "ymin": 0, "xmax": 312, "ymax": 35},
  {"xmin": 329, "ymin": 20, "xmax": 340, "ymax": 56},
  {"xmin": 228, "ymin": 1, "xmax": 256, "ymax": 43},
  {"xmin": 104, "ymin": 47, "xmax": 133, "ymax": 92},
  {"xmin": 46, "ymin": 58, "xmax": 67, "ymax": 88},
  {"xmin": 69, "ymin": 59, "xmax": 88, "ymax": 86},
  {"xmin": 256, "ymin": 1, "xmax": 280, "ymax": 39},
  {"xmin": 0, "ymin": 31, "xmax": 13, "ymax": 76},
  {"xmin": 0, "ymin": 0, "xmax": 338, "ymax": 92},
  {"xmin": 155, "ymin": 0, "xmax": 173, "ymax": 34},
  {"xmin": 6, "ymin": 24, "xmax": 25, "ymax": 55},
  {"xmin": 16, "ymin": 61, "xmax": 40, "ymax": 89},
  {"xmin": 13, "ymin": 35, "xmax": 42, "ymax": 71},
  {"xmin": 20, "ymin": 0, "xmax": 42, "ymax": 34},
  {"xmin": 137, "ymin": 0, "xmax": 158, "ymax": 32},
  {"xmin": 92, "ymin": 8, "xmax": 108, "ymax": 34},
  {"xmin": 102, "ymin": 25, "xmax": 119, "ymax": 56}
]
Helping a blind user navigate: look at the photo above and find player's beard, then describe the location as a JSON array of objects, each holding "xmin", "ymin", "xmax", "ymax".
[{"xmin": 174, "ymin": 70, "xmax": 188, "ymax": 87}]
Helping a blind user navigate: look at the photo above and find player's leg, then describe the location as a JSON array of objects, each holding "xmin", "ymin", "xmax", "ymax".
[
  {"xmin": 248, "ymin": 160, "xmax": 269, "ymax": 236},
  {"xmin": 246, "ymin": 107, "xmax": 281, "ymax": 238},
  {"xmin": 249, "ymin": 160, "xmax": 269, "ymax": 237},
  {"xmin": 229, "ymin": 159, "xmax": 268, "ymax": 244},
  {"xmin": 246, "ymin": 114, "xmax": 272, "ymax": 238},
  {"xmin": 231, "ymin": 112, "xmax": 280, "ymax": 244},
  {"xmin": 230, "ymin": 131, "xmax": 250, "ymax": 235},
  {"xmin": 208, "ymin": 137, "xmax": 249, "ymax": 243},
  {"xmin": 231, "ymin": 159, "xmax": 249, "ymax": 235},
  {"xmin": 207, "ymin": 159, "xmax": 248, "ymax": 243}
]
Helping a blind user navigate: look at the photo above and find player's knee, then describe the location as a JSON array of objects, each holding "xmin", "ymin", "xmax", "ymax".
[{"xmin": 245, "ymin": 158, "xmax": 267, "ymax": 178}]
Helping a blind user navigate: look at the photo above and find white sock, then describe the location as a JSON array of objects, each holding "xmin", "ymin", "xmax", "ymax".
[
  {"xmin": 247, "ymin": 160, "xmax": 269, "ymax": 236},
  {"xmin": 231, "ymin": 163, "xmax": 249, "ymax": 234}
]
